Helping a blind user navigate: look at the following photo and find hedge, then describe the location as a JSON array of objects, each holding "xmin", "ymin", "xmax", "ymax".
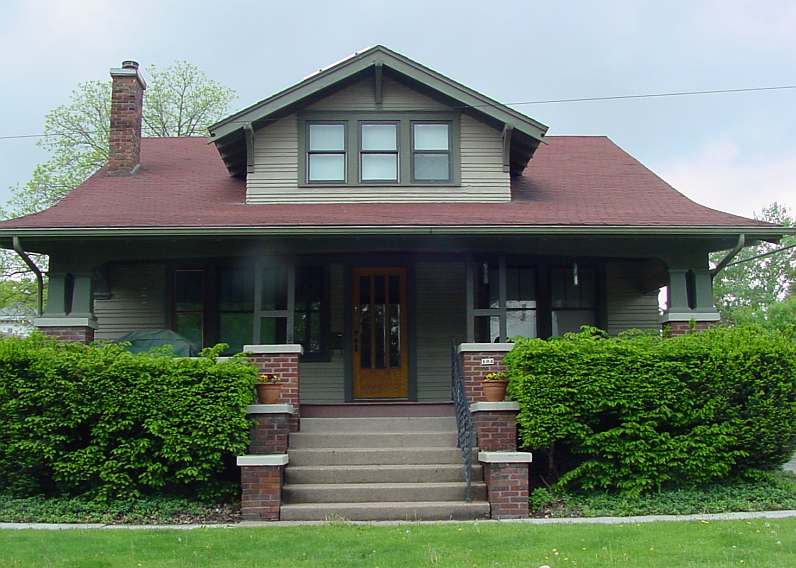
[
  {"xmin": 0, "ymin": 335, "xmax": 257, "ymax": 499},
  {"xmin": 505, "ymin": 326, "xmax": 796, "ymax": 494}
]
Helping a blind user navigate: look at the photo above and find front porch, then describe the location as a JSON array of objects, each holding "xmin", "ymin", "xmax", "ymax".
[{"xmin": 32, "ymin": 234, "xmax": 724, "ymax": 403}]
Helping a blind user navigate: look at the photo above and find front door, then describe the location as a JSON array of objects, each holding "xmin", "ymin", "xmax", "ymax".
[{"xmin": 352, "ymin": 267, "xmax": 409, "ymax": 399}]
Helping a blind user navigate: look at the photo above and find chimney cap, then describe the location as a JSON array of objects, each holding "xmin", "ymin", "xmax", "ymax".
[{"xmin": 122, "ymin": 60, "xmax": 139, "ymax": 70}]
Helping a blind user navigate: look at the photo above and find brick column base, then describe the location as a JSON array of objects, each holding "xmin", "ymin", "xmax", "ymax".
[
  {"xmin": 248, "ymin": 405, "xmax": 294, "ymax": 454},
  {"xmin": 471, "ymin": 402, "xmax": 519, "ymax": 451},
  {"xmin": 664, "ymin": 320, "xmax": 719, "ymax": 336},
  {"xmin": 479, "ymin": 452, "xmax": 532, "ymax": 519},
  {"xmin": 38, "ymin": 325, "xmax": 95, "ymax": 343},
  {"xmin": 239, "ymin": 462, "xmax": 285, "ymax": 521},
  {"xmin": 459, "ymin": 344, "xmax": 512, "ymax": 402},
  {"xmin": 244, "ymin": 345, "xmax": 303, "ymax": 432}
]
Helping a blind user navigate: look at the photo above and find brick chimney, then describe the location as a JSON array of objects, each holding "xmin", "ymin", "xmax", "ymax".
[{"xmin": 108, "ymin": 60, "xmax": 146, "ymax": 175}]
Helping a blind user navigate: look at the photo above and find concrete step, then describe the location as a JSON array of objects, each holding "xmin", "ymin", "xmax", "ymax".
[
  {"xmin": 280, "ymin": 500, "xmax": 490, "ymax": 521},
  {"xmin": 283, "ymin": 481, "xmax": 487, "ymax": 504},
  {"xmin": 288, "ymin": 447, "xmax": 473, "ymax": 466},
  {"xmin": 300, "ymin": 416, "xmax": 457, "ymax": 433},
  {"xmin": 289, "ymin": 432, "xmax": 458, "ymax": 449},
  {"xmin": 286, "ymin": 464, "xmax": 483, "ymax": 484},
  {"xmin": 301, "ymin": 403, "xmax": 454, "ymax": 418}
]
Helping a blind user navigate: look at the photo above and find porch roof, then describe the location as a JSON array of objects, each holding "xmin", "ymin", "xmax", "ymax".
[{"xmin": 0, "ymin": 136, "xmax": 784, "ymax": 239}]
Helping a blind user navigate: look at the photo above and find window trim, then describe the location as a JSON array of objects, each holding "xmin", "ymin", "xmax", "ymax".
[
  {"xmin": 297, "ymin": 111, "xmax": 460, "ymax": 187},
  {"xmin": 305, "ymin": 121, "xmax": 348, "ymax": 184},
  {"xmin": 410, "ymin": 120, "xmax": 453, "ymax": 184},
  {"xmin": 358, "ymin": 120, "xmax": 400, "ymax": 184}
]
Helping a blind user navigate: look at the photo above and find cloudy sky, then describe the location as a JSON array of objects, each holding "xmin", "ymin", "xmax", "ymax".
[{"xmin": 0, "ymin": 0, "xmax": 794, "ymax": 218}]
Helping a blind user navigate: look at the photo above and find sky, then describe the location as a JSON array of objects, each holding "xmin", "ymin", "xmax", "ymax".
[{"xmin": 0, "ymin": 0, "xmax": 794, "ymax": 219}]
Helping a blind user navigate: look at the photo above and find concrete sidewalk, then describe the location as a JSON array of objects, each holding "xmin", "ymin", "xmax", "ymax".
[{"xmin": 1, "ymin": 509, "xmax": 795, "ymax": 530}]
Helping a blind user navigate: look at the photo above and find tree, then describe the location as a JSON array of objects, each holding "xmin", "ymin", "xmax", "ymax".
[
  {"xmin": 711, "ymin": 202, "xmax": 796, "ymax": 321},
  {"xmin": 0, "ymin": 61, "xmax": 235, "ymax": 311}
]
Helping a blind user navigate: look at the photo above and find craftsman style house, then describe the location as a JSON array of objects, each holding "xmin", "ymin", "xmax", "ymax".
[{"xmin": 0, "ymin": 46, "xmax": 787, "ymax": 521}]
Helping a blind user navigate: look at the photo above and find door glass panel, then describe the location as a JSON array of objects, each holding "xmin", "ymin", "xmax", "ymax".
[
  {"xmin": 259, "ymin": 317, "xmax": 287, "ymax": 344},
  {"xmin": 358, "ymin": 275, "xmax": 371, "ymax": 369},
  {"xmin": 388, "ymin": 275, "xmax": 401, "ymax": 368},
  {"xmin": 474, "ymin": 315, "xmax": 501, "ymax": 343},
  {"xmin": 373, "ymin": 275, "xmax": 386, "ymax": 369}
]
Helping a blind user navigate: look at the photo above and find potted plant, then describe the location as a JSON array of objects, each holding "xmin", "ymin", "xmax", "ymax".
[
  {"xmin": 482, "ymin": 370, "xmax": 508, "ymax": 402},
  {"xmin": 256, "ymin": 373, "xmax": 281, "ymax": 404}
]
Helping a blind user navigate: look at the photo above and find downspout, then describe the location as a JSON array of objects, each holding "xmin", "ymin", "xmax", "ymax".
[
  {"xmin": 710, "ymin": 233, "xmax": 745, "ymax": 279},
  {"xmin": 11, "ymin": 236, "xmax": 44, "ymax": 316}
]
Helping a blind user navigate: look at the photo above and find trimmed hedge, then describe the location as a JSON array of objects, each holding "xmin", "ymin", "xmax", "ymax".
[
  {"xmin": 505, "ymin": 326, "xmax": 796, "ymax": 494},
  {"xmin": 0, "ymin": 335, "xmax": 257, "ymax": 499}
]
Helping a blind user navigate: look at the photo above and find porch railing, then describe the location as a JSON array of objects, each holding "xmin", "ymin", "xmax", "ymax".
[{"xmin": 450, "ymin": 339, "xmax": 474, "ymax": 502}]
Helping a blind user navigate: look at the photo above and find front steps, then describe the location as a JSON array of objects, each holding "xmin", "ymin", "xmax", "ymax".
[{"xmin": 281, "ymin": 407, "xmax": 489, "ymax": 521}]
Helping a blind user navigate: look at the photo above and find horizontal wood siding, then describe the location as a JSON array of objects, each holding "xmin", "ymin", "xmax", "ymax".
[
  {"xmin": 605, "ymin": 262, "xmax": 661, "ymax": 335},
  {"xmin": 94, "ymin": 263, "xmax": 166, "ymax": 340},
  {"xmin": 415, "ymin": 260, "xmax": 466, "ymax": 401},
  {"xmin": 300, "ymin": 263, "xmax": 345, "ymax": 403},
  {"xmin": 246, "ymin": 78, "xmax": 509, "ymax": 203}
]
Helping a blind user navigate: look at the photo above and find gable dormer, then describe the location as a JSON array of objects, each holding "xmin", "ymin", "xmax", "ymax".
[{"xmin": 208, "ymin": 46, "xmax": 548, "ymax": 204}]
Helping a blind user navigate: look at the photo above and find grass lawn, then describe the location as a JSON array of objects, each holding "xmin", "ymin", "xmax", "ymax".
[{"xmin": 1, "ymin": 518, "xmax": 794, "ymax": 567}]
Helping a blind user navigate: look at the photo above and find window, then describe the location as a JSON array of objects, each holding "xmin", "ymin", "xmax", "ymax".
[
  {"xmin": 470, "ymin": 259, "xmax": 537, "ymax": 342},
  {"xmin": 255, "ymin": 264, "xmax": 289, "ymax": 344},
  {"xmin": 360, "ymin": 122, "xmax": 398, "ymax": 182},
  {"xmin": 506, "ymin": 266, "xmax": 537, "ymax": 339},
  {"xmin": 307, "ymin": 123, "xmax": 346, "ymax": 182},
  {"xmin": 295, "ymin": 266, "xmax": 328, "ymax": 360},
  {"xmin": 300, "ymin": 113, "xmax": 458, "ymax": 186},
  {"xmin": 551, "ymin": 265, "xmax": 598, "ymax": 336},
  {"xmin": 412, "ymin": 122, "xmax": 450, "ymax": 182},
  {"xmin": 218, "ymin": 267, "xmax": 254, "ymax": 354},
  {"xmin": 174, "ymin": 269, "xmax": 204, "ymax": 349}
]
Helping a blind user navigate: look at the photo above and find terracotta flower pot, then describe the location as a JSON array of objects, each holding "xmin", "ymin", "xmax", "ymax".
[
  {"xmin": 482, "ymin": 380, "xmax": 508, "ymax": 402},
  {"xmin": 256, "ymin": 383, "xmax": 281, "ymax": 404}
]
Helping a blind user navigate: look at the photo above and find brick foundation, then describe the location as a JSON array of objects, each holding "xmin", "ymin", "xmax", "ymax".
[
  {"xmin": 483, "ymin": 462, "xmax": 530, "ymax": 519},
  {"xmin": 664, "ymin": 320, "xmax": 718, "ymax": 336},
  {"xmin": 473, "ymin": 410, "xmax": 518, "ymax": 451},
  {"xmin": 240, "ymin": 465, "xmax": 284, "ymax": 521},
  {"xmin": 38, "ymin": 326, "xmax": 95, "ymax": 343},
  {"xmin": 461, "ymin": 349, "xmax": 509, "ymax": 402}
]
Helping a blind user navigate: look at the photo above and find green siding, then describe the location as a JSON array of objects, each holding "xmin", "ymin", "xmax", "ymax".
[
  {"xmin": 605, "ymin": 261, "xmax": 662, "ymax": 335},
  {"xmin": 94, "ymin": 263, "xmax": 167, "ymax": 340}
]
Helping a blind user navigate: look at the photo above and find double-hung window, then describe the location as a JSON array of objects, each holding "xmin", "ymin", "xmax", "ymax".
[
  {"xmin": 412, "ymin": 122, "xmax": 451, "ymax": 182},
  {"xmin": 360, "ymin": 122, "xmax": 399, "ymax": 182},
  {"xmin": 306, "ymin": 123, "xmax": 346, "ymax": 182}
]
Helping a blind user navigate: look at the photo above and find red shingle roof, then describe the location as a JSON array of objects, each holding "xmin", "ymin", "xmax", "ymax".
[{"xmin": 0, "ymin": 136, "xmax": 771, "ymax": 231}]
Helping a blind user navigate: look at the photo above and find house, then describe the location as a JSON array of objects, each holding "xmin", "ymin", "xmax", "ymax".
[
  {"xmin": 0, "ymin": 46, "xmax": 788, "ymax": 521},
  {"xmin": 0, "ymin": 305, "xmax": 34, "ymax": 337}
]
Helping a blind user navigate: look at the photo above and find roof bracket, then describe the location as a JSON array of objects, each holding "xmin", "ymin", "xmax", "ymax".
[
  {"xmin": 243, "ymin": 123, "xmax": 255, "ymax": 175},
  {"xmin": 12, "ymin": 236, "xmax": 44, "ymax": 316},
  {"xmin": 374, "ymin": 62, "xmax": 383, "ymax": 107},
  {"xmin": 502, "ymin": 125, "xmax": 514, "ymax": 174}
]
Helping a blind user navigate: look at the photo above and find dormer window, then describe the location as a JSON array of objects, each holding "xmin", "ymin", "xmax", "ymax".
[
  {"xmin": 300, "ymin": 112, "xmax": 460, "ymax": 186},
  {"xmin": 307, "ymin": 122, "xmax": 346, "ymax": 182},
  {"xmin": 412, "ymin": 122, "xmax": 450, "ymax": 182},
  {"xmin": 360, "ymin": 122, "xmax": 398, "ymax": 182}
]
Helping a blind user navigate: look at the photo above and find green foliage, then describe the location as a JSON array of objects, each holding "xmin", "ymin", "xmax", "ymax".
[
  {"xmin": 0, "ymin": 493, "xmax": 237, "ymax": 524},
  {"xmin": 711, "ymin": 202, "xmax": 796, "ymax": 321},
  {"xmin": 506, "ymin": 326, "xmax": 796, "ymax": 494},
  {"xmin": 530, "ymin": 471, "xmax": 796, "ymax": 517},
  {"xmin": 0, "ymin": 335, "xmax": 256, "ymax": 499},
  {"xmin": 731, "ymin": 296, "xmax": 796, "ymax": 342}
]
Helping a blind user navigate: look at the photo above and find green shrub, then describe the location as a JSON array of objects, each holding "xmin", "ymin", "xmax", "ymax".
[
  {"xmin": 0, "ymin": 335, "xmax": 257, "ymax": 499},
  {"xmin": 505, "ymin": 326, "xmax": 796, "ymax": 494}
]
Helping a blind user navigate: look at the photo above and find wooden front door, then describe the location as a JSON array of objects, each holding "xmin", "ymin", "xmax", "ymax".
[{"xmin": 352, "ymin": 267, "xmax": 409, "ymax": 399}]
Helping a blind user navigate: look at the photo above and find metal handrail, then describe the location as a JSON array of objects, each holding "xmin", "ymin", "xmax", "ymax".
[{"xmin": 450, "ymin": 339, "xmax": 474, "ymax": 501}]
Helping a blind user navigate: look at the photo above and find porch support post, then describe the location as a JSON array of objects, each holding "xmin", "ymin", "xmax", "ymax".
[
  {"xmin": 479, "ymin": 451, "xmax": 532, "ymax": 519},
  {"xmin": 457, "ymin": 342, "xmax": 512, "ymax": 402},
  {"xmin": 238, "ymin": 454, "xmax": 288, "ymax": 521},
  {"xmin": 661, "ymin": 266, "xmax": 720, "ymax": 336},
  {"xmin": 244, "ymin": 344, "xmax": 303, "ymax": 432},
  {"xmin": 34, "ymin": 271, "xmax": 97, "ymax": 343}
]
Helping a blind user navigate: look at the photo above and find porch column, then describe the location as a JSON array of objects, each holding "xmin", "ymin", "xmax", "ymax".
[
  {"xmin": 244, "ymin": 344, "xmax": 303, "ymax": 432},
  {"xmin": 34, "ymin": 272, "xmax": 97, "ymax": 343},
  {"xmin": 661, "ymin": 267, "xmax": 720, "ymax": 336},
  {"xmin": 457, "ymin": 343, "xmax": 513, "ymax": 402}
]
